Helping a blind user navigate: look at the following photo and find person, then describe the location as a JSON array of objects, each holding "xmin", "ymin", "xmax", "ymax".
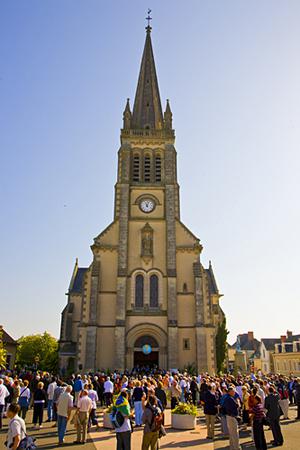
[
  {"xmin": 33, "ymin": 381, "xmax": 47, "ymax": 429},
  {"xmin": 295, "ymin": 378, "xmax": 300, "ymax": 420},
  {"xmin": 11, "ymin": 380, "xmax": 20, "ymax": 405},
  {"xmin": 170, "ymin": 379, "xmax": 181, "ymax": 410},
  {"xmin": 141, "ymin": 395, "xmax": 162, "ymax": 450},
  {"xmin": 114, "ymin": 390, "xmax": 132, "ymax": 450},
  {"xmin": 132, "ymin": 380, "xmax": 145, "ymax": 427},
  {"xmin": 74, "ymin": 389, "xmax": 92, "ymax": 444},
  {"xmin": 56, "ymin": 385, "xmax": 73, "ymax": 445},
  {"xmin": 74, "ymin": 375, "xmax": 83, "ymax": 406},
  {"xmin": 104, "ymin": 376, "xmax": 114, "ymax": 407},
  {"xmin": 277, "ymin": 378, "xmax": 289, "ymax": 419},
  {"xmin": 250, "ymin": 395, "xmax": 267, "ymax": 450},
  {"xmin": 241, "ymin": 386, "xmax": 250, "ymax": 429},
  {"xmin": 0, "ymin": 379, "xmax": 10, "ymax": 429},
  {"xmin": 265, "ymin": 386, "xmax": 284, "ymax": 447},
  {"xmin": 52, "ymin": 381, "xmax": 66, "ymax": 426},
  {"xmin": 5, "ymin": 404, "xmax": 26, "ymax": 450},
  {"xmin": 18, "ymin": 380, "xmax": 31, "ymax": 420},
  {"xmin": 4, "ymin": 377, "xmax": 13, "ymax": 415},
  {"xmin": 46, "ymin": 376, "xmax": 57, "ymax": 422},
  {"xmin": 223, "ymin": 386, "xmax": 241, "ymax": 450},
  {"xmin": 203, "ymin": 384, "xmax": 218, "ymax": 439},
  {"xmin": 87, "ymin": 383, "xmax": 99, "ymax": 430},
  {"xmin": 154, "ymin": 382, "xmax": 167, "ymax": 411},
  {"xmin": 190, "ymin": 376, "xmax": 199, "ymax": 405}
]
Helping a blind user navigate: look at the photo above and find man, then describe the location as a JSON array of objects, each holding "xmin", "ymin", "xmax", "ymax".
[
  {"xmin": 265, "ymin": 386, "xmax": 284, "ymax": 447},
  {"xmin": 74, "ymin": 389, "xmax": 92, "ymax": 444},
  {"xmin": 294, "ymin": 378, "xmax": 300, "ymax": 420},
  {"xmin": 141, "ymin": 395, "xmax": 162, "ymax": 450},
  {"xmin": 52, "ymin": 381, "xmax": 66, "ymax": 426},
  {"xmin": 5, "ymin": 404, "xmax": 26, "ymax": 450},
  {"xmin": 114, "ymin": 390, "xmax": 132, "ymax": 450},
  {"xmin": 46, "ymin": 377, "xmax": 57, "ymax": 422},
  {"xmin": 104, "ymin": 376, "xmax": 114, "ymax": 407},
  {"xmin": 223, "ymin": 386, "xmax": 241, "ymax": 450},
  {"xmin": 74, "ymin": 375, "xmax": 84, "ymax": 406},
  {"xmin": 56, "ymin": 385, "xmax": 73, "ymax": 445},
  {"xmin": 277, "ymin": 378, "xmax": 289, "ymax": 419},
  {"xmin": 203, "ymin": 384, "xmax": 218, "ymax": 440},
  {"xmin": 0, "ymin": 379, "xmax": 10, "ymax": 429}
]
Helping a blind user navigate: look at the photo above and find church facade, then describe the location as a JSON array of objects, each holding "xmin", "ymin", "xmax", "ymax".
[{"xmin": 59, "ymin": 25, "xmax": 225, "ymax": 374}]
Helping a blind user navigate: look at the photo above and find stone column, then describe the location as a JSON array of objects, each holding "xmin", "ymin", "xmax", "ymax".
[
  {"xmin": 114, "ymin": 146, "xmax": 130, "ymax": 370},
  {"xmin": 85, "ymin": 260, "xmax": 100, "ymax": 371},
  {"xmin": 194, "ymin": 261, "xmax": 208, "ymax": 372}
]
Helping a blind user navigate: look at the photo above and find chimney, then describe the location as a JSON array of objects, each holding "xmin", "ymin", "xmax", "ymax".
[
  {"xmin": 248, "ymin": 331, "xmax": 254, "ymax": 341},
  {"xmin": 287, "ymin": 330, "xmax": 292, "ymax": 339},
  {"xmin": 280, "ymin": 335, "xmax": 286, "ymax": 343}
]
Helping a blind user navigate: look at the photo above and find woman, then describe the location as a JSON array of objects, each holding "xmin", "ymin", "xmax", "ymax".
[
  {"xmin": 88, "ymin": 383, "xmax": 99, "ymax": 430},
  {"xmin": 241, "ymin": 386, "xmax": 250, "ymax": 429},
  {"xmin": 5, "ymin": 404, "xmax": 26, "ymax": 450},
  {"xmin": 170, "ymin": 380, "xmax": 181, "ymax": 410},
  {"xmin": 250, "ymin": 395, "xmax": 267, "ymax": 450},
  {"xmin": 18, "ymin": 380, "xmax": 31, "ymax": 420},
  {"xmin": 11, "ymin": 380, "xmax": 20, "ymax": 405},
  {"xmin": 33, "ymin": 381, "xmax": 47, "ymax": 429},
  {"xmin": 141, "ymin": 395, "xmax": 161, "ymax": 450},
  {"xmin": 132, "ymin": 380, "xmax": 145, "ymax": 427}
]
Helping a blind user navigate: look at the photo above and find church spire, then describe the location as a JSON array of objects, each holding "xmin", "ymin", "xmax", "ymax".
[{"xmin": 131, "ymin": 23, "xmax": 164, "ymax": 130}]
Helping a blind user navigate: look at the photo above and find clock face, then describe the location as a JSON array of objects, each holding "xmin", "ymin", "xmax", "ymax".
[{"xmin": 140, "ymin": 199, "xmax": 155, "ymax": 213}]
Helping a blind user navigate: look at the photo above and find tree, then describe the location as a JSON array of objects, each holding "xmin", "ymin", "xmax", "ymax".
[
  {"xmin": 0, "ymin": 328, "xmax": 7, "ymax": 369},
  {"xmin": 16, "ymin": 332, "xmax": 58, "ymax": 372},
  {"xmin": 216, "ymin": 318, "xmax": 229, "ymax": 373}
]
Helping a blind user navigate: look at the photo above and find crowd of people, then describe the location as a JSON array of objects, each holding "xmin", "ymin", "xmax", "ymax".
[{"xmin": 0, "ymin": 367, "xmax": 299, "ymax": 449}]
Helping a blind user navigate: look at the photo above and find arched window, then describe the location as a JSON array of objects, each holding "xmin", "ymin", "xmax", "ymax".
[
  {"xmin": 150, "ymin": 274, "xmax": 159, "ymax": 308},
  {"xmin": 144, "ymin": 155, "xmax": 151, "ymax": 182},
  {"xmin": 132, "ymin": 155, "xmax": 140, "ymax": 182},
  {"xmin": 155, "ymin": 155, "xmax": 162, "ymax": 182},
  {"xmin": 135, "ymin": 274, "xmax": 144, "ymax": 307}
]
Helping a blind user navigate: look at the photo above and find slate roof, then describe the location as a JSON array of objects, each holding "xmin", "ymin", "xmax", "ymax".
[
  {"xmin": 287, "ymin": 334, "xmax": 300, "ymax": 343},
  {"xmin": 69, "ymin": 268, "xmax": 87, "ymax": 294},
  {"xmin": 233, "ymin": 333, "xmax": 261, "ymax": 352},
  {"xmin": 206, "ymin": 262, "xmax": 219, "ymax": 295},
  {"xmin": 2, "ymin": 329, "xmax": 17, "ymax": 345},
  {"xmin": 261, "ymin": 338, "xmax": 281, "ymax": 351}
]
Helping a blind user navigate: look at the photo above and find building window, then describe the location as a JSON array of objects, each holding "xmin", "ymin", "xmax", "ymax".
[
  {"xmin": 183, "ymin": 338, "xmax": 190, "ymax": 350},
  {"xmin": 133, "ymin": 155, "xmax": 140, "ymax": 182},
  {"xmin": 135, "ymin": 275, "xmax": 144, "ymax": 307},
  {"xmin": 155, "ymin": 155, "xmax": 162, "ymax": 182},
  {"xmin": 144, "ymin": 155, "xmax": 151, "ymax": 182},
  {"xmin": 183, "ymin": 283, "xmax": 188, "ymax": 293},
  {"xmin": 150, "ymin": 274, "xmax": 159, "ymax": 308}
]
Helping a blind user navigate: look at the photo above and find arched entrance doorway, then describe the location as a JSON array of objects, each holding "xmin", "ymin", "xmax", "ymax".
[
  {"xmin": 133, "ymin": 336, "xmax": 159, "ymax": 368},
  {"xmin": 126, "ymin": 323, "xmax": 168, "ymax": 369}
]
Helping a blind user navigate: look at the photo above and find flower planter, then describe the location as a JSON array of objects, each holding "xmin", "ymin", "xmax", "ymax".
[
  {"xmin": 171, "ymin": 413, "xmax": 196, "ymax": 430},
  {"xmin": 103, "ymin": 411, "xmax": 114, "ymax": 429}
]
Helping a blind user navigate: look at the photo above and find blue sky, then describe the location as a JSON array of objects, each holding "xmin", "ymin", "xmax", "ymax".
[{"xmin": 1, "ymin": 1, "xmax": 300, "ymax": 344}]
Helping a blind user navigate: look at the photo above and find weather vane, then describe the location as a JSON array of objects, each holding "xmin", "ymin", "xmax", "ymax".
[{"xmin": 146, "ymin": 9, "xmax": 152, "ymax": 27}]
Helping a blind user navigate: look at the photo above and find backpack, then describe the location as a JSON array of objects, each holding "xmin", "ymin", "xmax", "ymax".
[
  {"xmin": 148, "ymin": 405, "xmax": 164, "ymax": 432},
  {"xmin": 109, "ymin": 408, "xmax": 125, "ymax": 429}
]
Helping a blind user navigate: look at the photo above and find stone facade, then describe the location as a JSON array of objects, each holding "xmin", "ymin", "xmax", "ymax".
[{"xmin": 59, "ymin": 25, "xmax": 225, "ymax": 374}]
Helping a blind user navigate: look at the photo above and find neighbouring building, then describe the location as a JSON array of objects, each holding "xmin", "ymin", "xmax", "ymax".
[
  {"xmin": 273, "ymin": 332, "xmax": 300, "ymax": 376},
  {"xmin": 0, "ymin": 326, "xmax": 18, "ymax": 370},
  {"xmin": 59, "ymin": 23, "xmax": 225, "ymax": 373},
  {"xmin": 231, "ymin": 331, "xmax": 261, "ymax": 372},
  {"xmin": 260, "ymin": 338, "xmax": 281, "ymax": 373}
]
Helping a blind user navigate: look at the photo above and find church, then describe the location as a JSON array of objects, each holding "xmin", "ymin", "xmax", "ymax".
[{"xmin": 59, "ymin": 23, "xmax": 225, "ymax": 374}]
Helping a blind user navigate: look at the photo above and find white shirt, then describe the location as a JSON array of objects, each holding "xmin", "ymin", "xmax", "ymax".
[
  {"xmin": 116, "ymin": 417, "xmax": 131, "ymax": 433},
  {"xmin": 88, "ymin": 389, "xmax": 99, "ymax": 409},
  {"xmin": 57, "ymin": 392, "xmax": 73, "ymax": 418},
  {"xmin": 104, "ymin": 380, "xmax": 114, "ymax": 393},
  {"xmin": 19, "ymin": 387, "xmax": 31, "ymax": 400},
  {"xmin": 47, "ymin": 381, "xmax": 57, "ymax": 400},
  {"xmin": 77, "ymin": 396, "xmax": 92, "ymax": 412},
  {"xmin": 6, "ymin": 416, "xmax": 26, "ymax": 448},
  {"xmin": 0, "ymin": 384, "xmax": 9, "ymax": 405}
]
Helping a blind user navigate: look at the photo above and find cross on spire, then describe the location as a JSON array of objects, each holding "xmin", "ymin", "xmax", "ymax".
[{"xmin": 146, "ymin": 8, "xmax": 152, "ymax": 31}]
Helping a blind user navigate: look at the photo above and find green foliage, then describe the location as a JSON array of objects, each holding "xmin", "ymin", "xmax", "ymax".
[
  {"xmin": 216, "ymin": 317, "xmax": 229, "ymax": 373},
  {"xmin": 171, "ymin": 402, "xmax": 197, "ymax": 416},
  {"xmin": 0, "ymin": 329, "xmax": 7, "ymax": 369},
  {"xmin": 16, "ymin": 332, "xmax": 58, "ymax": 372},
  {"xmin": 183, "ymin": 362, "xmax": 197, "ymax": 376}
]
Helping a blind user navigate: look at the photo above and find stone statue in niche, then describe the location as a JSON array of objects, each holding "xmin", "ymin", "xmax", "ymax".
[{"xmin": 141, "ymin": 223, "xmax": 153, "ymax": 262}]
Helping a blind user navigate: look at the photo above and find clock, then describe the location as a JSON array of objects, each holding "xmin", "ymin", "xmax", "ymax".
[{"xmin": 140, "ymin": 199, "xmax": 155, "ymax": 213}]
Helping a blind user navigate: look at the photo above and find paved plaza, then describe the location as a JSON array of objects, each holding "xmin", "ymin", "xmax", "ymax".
[{"xmin": 0, "ymin": 406, "xmax": 299, "ymax": 449}]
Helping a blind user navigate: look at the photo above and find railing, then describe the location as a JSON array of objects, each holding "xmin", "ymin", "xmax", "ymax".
[{"xmin": 121, "ymin": 128, "xmax": 175, "ymax": 139}]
